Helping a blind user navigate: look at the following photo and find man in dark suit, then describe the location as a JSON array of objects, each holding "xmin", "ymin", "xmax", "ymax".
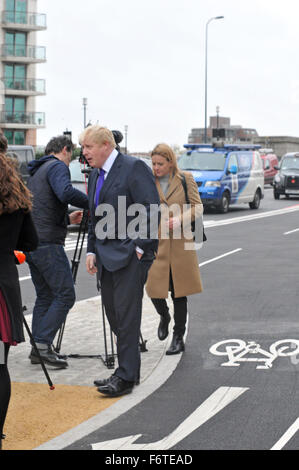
[{"xmin": 81, "ymin": 125, "xmax": 160, "ymax": 397}]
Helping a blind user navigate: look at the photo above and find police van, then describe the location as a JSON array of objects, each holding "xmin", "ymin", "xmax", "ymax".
[
  {"xmin": 178, "ymin": 143, "xmax": 264, "ymax": 213},
  {"xmin": 6, "ymin": 145, "xmax": 35, "ymax": 184}
]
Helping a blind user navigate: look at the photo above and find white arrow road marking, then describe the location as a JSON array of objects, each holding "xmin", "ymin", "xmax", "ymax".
[
  {"xmin": 271, "ymin": 418, "xmax": 299, "ymax": 450},
  {"xmin": 92, "ymin": 386, "xmax": 249, "ymax": 450}
]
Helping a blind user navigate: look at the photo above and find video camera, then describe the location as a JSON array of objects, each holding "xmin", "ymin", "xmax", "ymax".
[{"xmin": 79, "ymin": 129, "xmax": 124, "ymax": 168}]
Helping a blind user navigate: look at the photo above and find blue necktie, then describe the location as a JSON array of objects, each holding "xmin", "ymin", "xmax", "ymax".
[{"xmin": 94, "ymin": 168, "xmax": 105, "ymax": 207}]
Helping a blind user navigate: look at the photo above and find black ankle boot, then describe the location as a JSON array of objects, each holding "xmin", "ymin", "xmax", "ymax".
[
  {"xmin": 0, "ymin": 434, "xmax": 6, "ymax": 450},
  {"xmin": 158, "ymin": 312, "xmax": 171, "ymax": 341},
  {"xmin": 166, "ymin": 334, "xmax": 185, "ymax": 355}
]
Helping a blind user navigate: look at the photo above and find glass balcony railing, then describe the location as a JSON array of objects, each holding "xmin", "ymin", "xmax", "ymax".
[
  {"xmin": 2, "ymin": 77, "xmax": 46, "ymax": 94},
  {"xmin": 1, "ymin": 44, "xmax": 46, "ymax": 61},
  {"xmin": 0, "ymin": 112, "xmax": 45, "ymax": 126},
  {"xmin": 2, "ymin": 11, "xmax": 47, "ymax": 29}
]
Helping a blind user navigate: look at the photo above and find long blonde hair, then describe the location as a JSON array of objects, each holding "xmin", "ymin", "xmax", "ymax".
[
  {"xmin": 151, "ymin": 143, "xmax": 180, "ymax": 177},
  {"xmin": 0, "ymin": 145, "xmax": 33, "ymax": 215}
]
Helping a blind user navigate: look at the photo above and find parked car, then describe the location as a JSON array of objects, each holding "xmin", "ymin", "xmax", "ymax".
[
  {"xmin": 178, "ymin": 143, "xmax": 264, "ymax": 213},
  {"xmin": 259, "ymin": 149, "xmax": 279, "ymax": 185},
  {"xmin": 273, "ymin": 152, "xmax": 299, "ymax": 199},
  {"xmin": 6, "ymin": 145, "xmax": 35, "ymax": 184}
]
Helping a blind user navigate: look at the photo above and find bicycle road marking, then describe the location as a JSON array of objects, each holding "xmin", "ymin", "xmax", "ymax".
[{"xmin": 210, "ymin": 339, "xmax": 299, "ymax": 370}]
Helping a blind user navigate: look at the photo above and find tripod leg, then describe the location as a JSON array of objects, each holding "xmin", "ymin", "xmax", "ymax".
[
  {"xmin": 23, "ymin": 315, "xmax": 55, "ymax": 390},
  {"xmin": 55, "ymin": 210, "xmax": 89, "ymax": 353}
]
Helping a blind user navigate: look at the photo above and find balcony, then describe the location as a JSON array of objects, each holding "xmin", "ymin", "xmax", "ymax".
[
  {"xmin": 1, "ymin": 44, "xmax": 46, "ymax": 63},
  {"xmin": 2, "ymin": 77, "xmax": 46, "ymax": 96},
  {"xmin": 1, "ymin": 11, "xmax": 47, "ymax": 31},
  {"xmin": 0, "ymin": 111, "xmax": 45, "ymax": 128}
]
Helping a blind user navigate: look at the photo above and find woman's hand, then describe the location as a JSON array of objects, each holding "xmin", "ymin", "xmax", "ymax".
[{"xmin": 168, "ymin": 216, "xmax": 181, "ymax": 230}]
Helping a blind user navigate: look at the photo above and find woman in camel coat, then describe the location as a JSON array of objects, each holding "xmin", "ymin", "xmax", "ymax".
[{"xmin": 146, "ymin": 143, "xmax": 203, "ymax": 355}]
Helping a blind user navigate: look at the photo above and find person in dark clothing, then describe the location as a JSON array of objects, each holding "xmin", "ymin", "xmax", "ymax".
[
  {"xmin": 0, "ymin": 132, "xmax": 38, "ymax": 450},
  {"xmin": 25, "ymin": 136, "xmax": 89, "ymax": 369}
]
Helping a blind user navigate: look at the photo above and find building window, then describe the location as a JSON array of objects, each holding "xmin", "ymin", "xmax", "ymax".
[
  {"xmin": 4, "ymin": 130, "xmax": 25, "ymax": 145},
  {"xmin": 5, "ymin": 0, "xmax": 27, "ymax": 24},
  {"xmin": 5, "ymin": 31, "xmax": 27, "ymax": 57},
  {"xmin": 4, "ymin": 64, "xmax": 26, "ymax": 90},
  {"xmin": 5, "ymin": 96, "xmax": 26, "ymax": 123}
]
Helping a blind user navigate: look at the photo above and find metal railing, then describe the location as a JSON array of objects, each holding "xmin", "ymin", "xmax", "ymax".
[
  {"xmin": 2, "ymin": 11, "xmax": 47, "ymax": 28},
  {"xmin": 2, "ymin": 77, "xmax": 46, "ymax": 94},
  {"xmin": 0, "ymin": 112, "xmax": 45, "ymax": 126},
  {"xmin": 1, "ymin": 44, "xmax": 46, "ymax": 60}
]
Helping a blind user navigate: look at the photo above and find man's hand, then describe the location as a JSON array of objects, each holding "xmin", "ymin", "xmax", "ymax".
[
  {"xmin": 136, "ymin": 249, "xmax": 143, "ymax": 260},
  {"xmin": 86, "ymin": 254, "xmax": 97, "ymax": 275},
  {"xmin": 69, "ymin": 210, "xmax": 83, "ymax": 225}
]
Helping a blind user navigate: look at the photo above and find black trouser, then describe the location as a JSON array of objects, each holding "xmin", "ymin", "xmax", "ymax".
[
  {"xmin": 151, "ymin": 270, "xmax": 187, "ymax": 337},
  {"xmin": 101, "ymin": 254, "xmax": 151, "ymax": 383},
  {"xmin": 0, "ymin": 343, "xmax": 10, "ymax": 441}
]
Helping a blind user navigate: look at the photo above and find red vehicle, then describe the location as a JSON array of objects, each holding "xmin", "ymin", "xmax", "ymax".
[{"xmin": 259, "ymin": 149, "xmax": 279, "ymax": 185}]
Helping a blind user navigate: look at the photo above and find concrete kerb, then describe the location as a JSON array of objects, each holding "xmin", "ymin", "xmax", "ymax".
[{"xmin": 9, "ymin": 292, "xmax": 185, "ymax": 449}]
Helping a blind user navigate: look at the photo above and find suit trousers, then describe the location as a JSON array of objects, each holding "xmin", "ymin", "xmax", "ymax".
[{"xmin": 100, "ymin": 253, "xmax": 151, "ymax": 383}]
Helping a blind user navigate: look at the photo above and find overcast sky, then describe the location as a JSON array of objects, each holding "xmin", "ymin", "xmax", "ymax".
[{"xmin": 36, "ymin": 0, "xmax": 299, "ymax": 152}]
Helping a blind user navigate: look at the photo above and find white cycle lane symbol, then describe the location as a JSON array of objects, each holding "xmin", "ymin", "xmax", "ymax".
[{"xmin": 209, "ymin": 339, "xmax": 299, "ymax": 370}]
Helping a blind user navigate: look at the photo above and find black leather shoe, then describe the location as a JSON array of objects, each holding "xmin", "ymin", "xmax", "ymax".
[
  {"xmin": 94, "ymin": 374, "xmax": 140, "ymax": 387},
  {"xmin": 166, "ymin": 335, "xmax": 185, "ymax": 355},
  {"xmin": 158, "ymin": 312, "xmax": 171, "ymax": 341},
  {"xmin": 97, "ymin": 375, "xmax": 134, "ymax": 397},
  {"xmin": 29, "ymin": 346, "xmax": 69, "ymax": 368},
  {"xmin": 94, "ymin": 374, "xmax": 115, "ymax": 387}
]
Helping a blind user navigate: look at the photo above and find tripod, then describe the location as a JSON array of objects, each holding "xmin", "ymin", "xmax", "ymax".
[
  {"xmin": 22, "ymin": 307, "xmax": 55, "ymax": 390},
  {"xmin": 54, "ymin": 208, "xmax": 148, "ymax": 368}
]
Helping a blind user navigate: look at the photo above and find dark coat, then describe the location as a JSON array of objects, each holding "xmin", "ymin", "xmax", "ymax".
[
  {"xmin": 27, "ymin": 156, "xmax": 89, "ymax": 245},
  {"xmin": 87, "ymin": 153, "xmax": 160, "ymax": 275},
  {"xmin": 0, "ymin": 210, "xmax": 38, "ymax": 342}
]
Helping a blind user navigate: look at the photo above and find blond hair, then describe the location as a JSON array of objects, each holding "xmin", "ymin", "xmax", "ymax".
[
  {"xmin": 151, "ymin": 143, "xmax": 180, "ymax": 176},
  {"xmin": 79, "ymin": 125, "xmax": 116, "ymax": 148}
]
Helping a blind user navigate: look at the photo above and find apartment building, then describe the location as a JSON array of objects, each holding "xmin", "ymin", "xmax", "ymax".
[{"xmin": 0, "ymin": 0, "xmax": 46, "ymax": 146}]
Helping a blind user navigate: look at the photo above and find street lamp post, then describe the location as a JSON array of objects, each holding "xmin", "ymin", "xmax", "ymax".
[
  {"xmin": 204, "ymin": 16, "xmax": 224, "ymax": 144},
  {"xmin": 83, "ymin": 97, "xmax": 87, "ymax": 128},
  {"xmin": 124, "ymin": 125, "xmax": 128, "ymax": 153}
]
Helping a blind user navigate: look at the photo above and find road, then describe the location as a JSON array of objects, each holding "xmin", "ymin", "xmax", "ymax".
[{"xmin": 18, "ymin": 187, "xmax": 299, "ymax": 451}]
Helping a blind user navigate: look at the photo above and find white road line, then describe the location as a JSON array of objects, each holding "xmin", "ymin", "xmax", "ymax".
[
  {"xmin": 271, "ymin": 418, "xmax": 299, "ymax": 450},
  {"xmin": 19, "ymin": 249, "xmax": 242, "ymax": 282},
  {"xmin": 284, "ymin": 228, "xmax": 299, "ymax": 235},
  {"xmin": 19, "ymin": 275, "xmax": 32, "ymax": 282},
  {"xmin": 199, "ymin": 248, "xmax": 242, "ymax": 267},
  {"xmin": 205, "ymin": 205, "xmax": 299, "ymax": 228}
]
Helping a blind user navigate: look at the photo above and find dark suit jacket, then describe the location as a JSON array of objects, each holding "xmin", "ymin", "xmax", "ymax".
[
  {"xmin": 87, "ymin": 153, "xmax": 160, "ymax": 274},
  {"xmin": 0, "ymin": 210, "xmax": 38, "ymax": 342}
]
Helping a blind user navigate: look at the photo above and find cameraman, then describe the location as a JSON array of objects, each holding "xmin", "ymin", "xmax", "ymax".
[{"xmin": 25, "ymin": 136, "xmax": 89, "ymax": 369}]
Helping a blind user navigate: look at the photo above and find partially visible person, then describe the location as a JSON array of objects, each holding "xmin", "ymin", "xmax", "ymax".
[
  {"xmin": 25, "ymin": 136, "xmax": 89, "ymax": 369},
  {"xmin": 146, "ymin": 143, "xmax": 203, "ymax": 355},
  {"xmin": 0, "ymin": 132, "xmax": 38, "ymax": 450}
]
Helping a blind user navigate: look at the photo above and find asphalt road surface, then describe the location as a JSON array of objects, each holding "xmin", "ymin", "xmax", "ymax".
[{"xmin": 18, "ymin": 188, "xmax": 299, "ymax": 451}]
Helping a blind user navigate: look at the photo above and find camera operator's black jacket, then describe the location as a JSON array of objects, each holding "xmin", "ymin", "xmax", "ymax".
[{"xmin": 28, "ymin": 156, "xmax": 89, "ymax": 245}]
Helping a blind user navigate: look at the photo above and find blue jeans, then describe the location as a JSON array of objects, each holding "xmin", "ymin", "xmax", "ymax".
[{"xmin": 26, "ymin": 244, "xmax": 75, "ymax": 346}]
